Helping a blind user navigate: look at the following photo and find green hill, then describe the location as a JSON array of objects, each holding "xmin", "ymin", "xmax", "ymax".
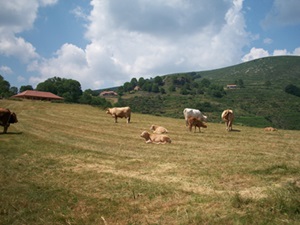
[{"xmin": 111, "ymin": 56, "xmax": 300, "ymax": 130}]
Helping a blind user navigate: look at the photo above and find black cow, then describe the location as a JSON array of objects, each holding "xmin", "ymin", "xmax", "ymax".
[{"xmin": 0, "ymin": 108, "xmax": 18, "ymax": 133}]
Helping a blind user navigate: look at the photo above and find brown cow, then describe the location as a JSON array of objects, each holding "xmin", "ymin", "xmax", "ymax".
[
  {"xmin": 221, "ymin": 109, "xmax": 234, "ymax": 131},
  {"xmin": 0, "ymin": 108, "xmax": 18, "ymax": 133},
  {"xmin": 140, "ymin": 131, "xmax": 171, "ymax": 144},
  {"xmin": 106, "ymin": 106, "xmax": 131, "ymax": 123},
  {"xmin": 150, "ymin": 124, "xmax": 168, "ymax": 134},
  {"xmin": 187, "ymin": 117, "xmax": 207, "ymax": 132}
]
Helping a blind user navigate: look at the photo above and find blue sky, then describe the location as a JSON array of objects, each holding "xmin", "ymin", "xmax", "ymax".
[{"xmin": 0, "ymin": 0, "xmax": 299, "ymax": 91}]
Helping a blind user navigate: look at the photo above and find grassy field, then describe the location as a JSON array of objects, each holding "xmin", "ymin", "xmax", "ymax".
[{"xmin": 1, "ymin": 99, "xmax": 300, "ymax": 225}]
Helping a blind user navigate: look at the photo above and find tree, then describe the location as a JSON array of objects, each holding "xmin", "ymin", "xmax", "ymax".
[
  {"xmin": 285, "ymin": 84, "xmax": 300, "ymax": 97},
  {"xmin": 0, "ymin": 75, "xmax": 11, "ymax": 97},
  {"xmin": 20, "ymin": 85, "xmax": 33, "ymax": 93},
  {"xmin": 152, "ymin": 83, "xmax": 159, "ymax": 93},
  {"xmin": 130, "ymin": 78, "xmax": 138, "ymax": 87},
  {"xmin": 200, "ymin": 78, "xmax": 211, "ymax": 87},
  {"xmin": 10, "ymin": 87, "xmax": 18, "ymax": 95},
  {"xmin": 154, "ymin": 76, "xmax": 163, "ymax": 86},
  {"xmin": 138, "ymin": 77, "xmax": 145, "ymax": 87},
  {"xmin": 235, "ymin": 79, "xmax": 245, "ymax": 88},
  {"xmin": 36, "ymin": 77, "xmax": 82, "ymax": 103}
]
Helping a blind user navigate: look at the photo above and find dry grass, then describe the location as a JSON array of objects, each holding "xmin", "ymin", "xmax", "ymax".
[{"xmin": 1, "ymin": 99, "xmax": 300, "ymax": 224}]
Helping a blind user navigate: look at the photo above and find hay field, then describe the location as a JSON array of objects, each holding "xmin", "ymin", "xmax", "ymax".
[{"xmin": 1, "ymin": 99, "xmax": 299, "ymax": 224}]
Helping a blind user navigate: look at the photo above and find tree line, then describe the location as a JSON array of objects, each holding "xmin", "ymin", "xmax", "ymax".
[{"xmin": 0, "ymin": 75, "xmax": 111, "ymax": 108}]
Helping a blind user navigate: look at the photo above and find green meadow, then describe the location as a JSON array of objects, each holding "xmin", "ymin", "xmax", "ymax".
[{"xmin": 1, "ymin": 99, "xmax": 300, "ymax": 224}]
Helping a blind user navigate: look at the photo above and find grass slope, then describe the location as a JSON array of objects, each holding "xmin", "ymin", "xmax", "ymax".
[
  {"xmin": 1, "ymin": 99, "xmax": 300, "ymax": 224},
  {"xmin": 119, "ymin": 56, "xmax": 300, "ymax": 130}
]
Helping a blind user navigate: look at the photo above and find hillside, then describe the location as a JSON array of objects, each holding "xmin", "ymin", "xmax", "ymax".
[
  {"xmin": 1, "ymin": 99, "xmax": 300, "ymax": 224},
  {"xmin": 110, "ymin": 56, "xmax": 300, "ymax": 130}
]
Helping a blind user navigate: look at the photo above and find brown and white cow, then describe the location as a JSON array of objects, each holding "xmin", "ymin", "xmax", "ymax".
[
  {"xmin": 106, "ymin": 106, "xmax": 131, "ymax": 123},
  {"xmin": 140, "ymin": 131, "xmax": 171, "ymax": 144},
  {"xmin": 187, "ymin": 116, "xmax": 207, "ymax": 132},
  {"xmin": 150, "ymin": 124, "xmax": 168, "ymax": 134},
  {"xmin": 183, "ymin": 108, "xmax": 207, "ymax": 126},
  {"xmin": 0, "ymin": 108, "xmax": 18, "ymax": 133},
  {"xmin": 221, "ymin": 109, "xmax": 234, "ymax": 131}
]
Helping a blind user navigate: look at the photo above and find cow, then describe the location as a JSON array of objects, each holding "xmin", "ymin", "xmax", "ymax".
[
  {"xmin": 221, "ymin": 109, "xmax": 234, "ymax": 131},
  {"xmin": 264, "ymin": 127, "xmax": 277, "ymax": 131},
  {"xmin": 187, "ymin": 117, "xmax": 207, "ymax": 132},
  {"xmin": 140, "ymin": 131, "xmax": 171, "ymax": 144},
  {"xmin": 150, "ymin": 124, "xmax": 168, "ymax": 134},
  {"xmin": 183, "ymin": 108, "xmax": 207, "ymax": 126},
  {"xmin": 0, "ymin": 108, "xmax": 18, "ymax": 133},
  {"xmin": 106, "ymin": 107, "xmax": 131, "ymax": 123}
]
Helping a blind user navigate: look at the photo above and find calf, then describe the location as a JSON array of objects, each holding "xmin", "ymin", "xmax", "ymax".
[
  {"xmin": 0, "ymin": 108, "xmax": 18, "ymax": 133},
  {"xmin": 150, "ymin": 124, "xmax": 168, "ymax": 134},
  {"xmin": 183, "ymin": 108, "xmax": 207, "ymax": 126},
  {"xmin": 264, "ymin": 127, "xmax": 277, "ymax": 131},
  {"xmin": 187, "ymin": 117, "xmax": 207, "ymax": 132},
  {"xmin": 140, "ymin": 131, "xmax": 171, "ymax": 144}
]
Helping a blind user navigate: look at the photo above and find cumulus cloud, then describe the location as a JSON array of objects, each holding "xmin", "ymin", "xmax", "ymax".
[
  {"xmin": 0, "ymin": 0, "xmax": 57, "ymax": 62},
  {"xmin": 242, "ymin": 47, "xmax": 270, "ymax": 62},
  {"xmin": 242, "ymin": 47, "xmax": 300, "ymax": 62},
  {"xmin": 0, "ymin": 65, "xmax": 13, "ymax": 75},
  {"xmin": 24, "ymin": 0, "xmax": 251, "ymax": 89},
  {"xmin": 261, "ymin": 0, "xmax": 300, "ymax": 28}
]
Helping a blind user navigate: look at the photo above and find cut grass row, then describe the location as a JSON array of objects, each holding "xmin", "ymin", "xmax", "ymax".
[{"xmin": 1, "ymin": 99, "xmax": 299, "ymax": 224}]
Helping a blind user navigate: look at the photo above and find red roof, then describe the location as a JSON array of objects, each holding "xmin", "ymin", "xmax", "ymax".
[{"xmin": 13, "ymin": 90, "xmax": 63, "ymax": 100}]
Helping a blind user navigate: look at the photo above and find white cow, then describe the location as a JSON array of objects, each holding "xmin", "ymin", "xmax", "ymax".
[{"xmin": 183, "ymin": 108, "xmax": 207, "ymax": 126}]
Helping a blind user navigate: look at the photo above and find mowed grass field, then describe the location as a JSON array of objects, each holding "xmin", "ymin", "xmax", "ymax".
[{"xmin": 1, "ymin": 99, "xmax": 300, "ymax": 225}]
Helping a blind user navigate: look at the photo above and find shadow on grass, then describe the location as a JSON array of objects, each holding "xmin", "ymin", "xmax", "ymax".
[{"xmin": 0, "ymin": 131, "xmax": 23, "ymax": 135}]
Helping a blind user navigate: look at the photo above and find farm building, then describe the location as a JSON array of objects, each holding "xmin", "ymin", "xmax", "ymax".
[
  {"xmin": 99, "ymin": 91, "xmax": 118, "ymax": 96},
  {"xmin": 13, "ymin": 90, "xmax": 63, "ymax": 101},
  {"xmin": 226, "ymin": 84, "xmax": 238, "ymax": 89}
]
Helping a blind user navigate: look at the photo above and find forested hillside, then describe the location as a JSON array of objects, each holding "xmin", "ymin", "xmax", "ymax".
[{"xmin": 106, "ymin": 56, "xmax": 300, "ymax": 130}]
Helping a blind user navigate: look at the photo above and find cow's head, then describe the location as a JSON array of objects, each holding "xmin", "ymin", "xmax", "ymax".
[
  {"xmin": 106, "ymin": 108, "xmax": 111, "ymax": 114},
  {"xmin": 9, "ymin": 112, "xmax": 18, "ymax": 123},
  {"xmin": 140, "ymin": 131, "xmax": 150, "ymax": 140},
  {"xmin": 201, "ymin": 123, "xmax": 207, "ymax": 128}
]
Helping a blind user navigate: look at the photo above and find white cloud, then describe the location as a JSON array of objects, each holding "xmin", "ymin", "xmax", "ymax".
[
  {"xmin": 1, "ymin": 0, "xmax": 253, "ymax": 90},
  {"xmin": 242, "ymin": 47, "xmax": 270, "ymax": 62},
  {"xmin": 263, "ymin": 38, "xmax": 273, "ymax": 44},
  {"xmin": 0, "ymin": 65, "xmax": 13, "ymax": 75},
  {"xmin": 65, "ymin": 0, "xmax": 249, "ymax": 89},
  {"xmin": 273, "ymin": 49, "xmax": 288, "ymax": 56},
  {"xmin": 0, "ymin": 34, "xmax": 39, "ymax": 63},
  {"xmin": 242, "ymin": 46, "xmax": 300, "ymax": 62},
  {"xmin": 0, "ymin": 0, "xmax": 57, "ymax": 63},
  {"xmin": 293, "ymin": 47, "xmax": 300, "ymax": 55}
]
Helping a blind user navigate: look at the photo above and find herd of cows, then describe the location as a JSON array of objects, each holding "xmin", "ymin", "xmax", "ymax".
[
  {"xmin": 106, "ymin": 106, "xmax": 235, "ymax": 144},
  {"xmin": 1, "ymin": 105, "xmax": 276, "ymax": 144}
]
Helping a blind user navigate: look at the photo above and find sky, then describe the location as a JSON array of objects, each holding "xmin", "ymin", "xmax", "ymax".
[{"xmin": 0, "ymin": 0, "xmax": 300, "ymax": 91}]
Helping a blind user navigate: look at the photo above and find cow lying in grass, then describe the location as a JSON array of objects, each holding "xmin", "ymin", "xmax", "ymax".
[
  {"xmin": 106, "ymin": 106, "xmax": 131, "ymax": 123},
  {"xmin": 264, "ymin": 127, "xmax": 277, "ymax": 131},
  {"xmin": 140, "ymin": 131, "xmax": 171, "ymax": 144},
  {"xmin": 150, "ymin": 124, "xmax": 168, "ymax": 134},
  {"xmin": 187, "ymin": 117, "xmax": 207, "ymax": 132}
]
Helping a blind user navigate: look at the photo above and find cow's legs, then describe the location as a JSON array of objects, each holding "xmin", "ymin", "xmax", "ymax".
[{"xmin": 3, "ymin": 125, "xmax": 9, "ymax": 133}]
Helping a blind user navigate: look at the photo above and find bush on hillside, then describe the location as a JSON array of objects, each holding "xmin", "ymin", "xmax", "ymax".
[{"xmin": 285, "ymin": 84, "xmax": 300, "ymax": 97}]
